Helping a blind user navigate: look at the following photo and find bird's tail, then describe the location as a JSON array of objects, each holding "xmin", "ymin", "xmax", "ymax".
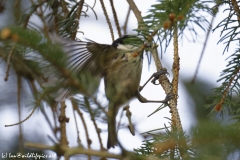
[{"xmin": 107, "ymin": 103, "xmax": 118, "ymax": 149}]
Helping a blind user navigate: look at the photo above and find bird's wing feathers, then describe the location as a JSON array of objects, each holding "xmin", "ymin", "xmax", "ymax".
[
  {"xmin": 62, "ymin": 40, "xmax": 117, "ymax": 75},
  {"xmin": 53, "ymin": 40, "xmax": 118, "ymax": 101}
]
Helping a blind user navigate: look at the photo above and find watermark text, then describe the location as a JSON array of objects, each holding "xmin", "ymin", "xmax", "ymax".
[{"xmin": 2, "ymin": 152, "xmax": 56, "ymax": 159}]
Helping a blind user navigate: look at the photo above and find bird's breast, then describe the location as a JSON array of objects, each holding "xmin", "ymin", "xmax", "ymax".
[{"xmin": 104, "ymin": 51, "xmax": 143, "ymax": 104}]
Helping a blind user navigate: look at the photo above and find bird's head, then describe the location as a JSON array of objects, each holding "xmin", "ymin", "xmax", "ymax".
[{"xmin": 112, "ymin": 35, "xmax": 144, "ymax": 51}]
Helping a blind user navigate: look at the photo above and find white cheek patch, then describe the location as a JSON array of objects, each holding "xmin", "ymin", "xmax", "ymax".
[{"xmin": 117, "ymin": 44, "xmax": 140, "ymax": 51}]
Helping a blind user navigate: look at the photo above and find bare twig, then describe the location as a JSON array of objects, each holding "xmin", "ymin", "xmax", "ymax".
[
  {"xmin": 59, "ymin": 102, "xmax": 69, "ymax": 146},
  {"xmin": 126, "ymin": 0, "xmax": 183, "ymax": 132},
  {"xmin": 36, "ymin": 0, "xmax": 50, "ymax": 39},
  {"xmin": 25, "ymin": 142, "xmax": 55, "ymax": 150},
  {"xmin": 109, "ymin": 0, "xmax": 122, "ymax": 37},
  {"xmin": 92, "ymin": 0, "xmax": 96, "ymax": 8},
  {"xmin": 64, "ymin": 146, "xmax": 122, "ymax": 159},
  {"xmin": 191, "ymin": 15, "xmax": 215, "ymax": 84},
  {"xmin": 71, "ymin": 99, "xmax": 92, "ymax": 149},
  {"xmin": 25, "ymin": 0, "xmax": 48, "ymax": 29},
  {"xmin": 126, "ymin": 0, "xmax": 143, "ymax": 22},
  {"xmin": 124, "ymin": 105, "xmax": 135, "ymax": 135},
  {"xmin": 122, "ymin": 7, "xmax": 131, "ymax": 35},
  {"xmin": 5, "ymin": 105, "xmax": 38, "ymax": 127},
  {"xmin": 214, "ymin": 66, "xmax": 240, "ymax": 111},
  {"xmin": 99, "ymin": 0, "xmax": 114, "ymax": 41},
  {"xmin": 59, "ymin": 0, "xmax": 69, "ymax": 17},
  {"xmin": 71, "ymin": 0, "xmax": 84, "ymax": 39},
  {"xmin": 71, "ymin": 99, "xmax": 91, "ymax": 160},
  {"xmin": 4, "ymin": 46, "xmax": 15, "ymax": 81},
  {"xmin": 25, "ymin": 142, "xmax": 122, "ymax": 159},
  {"xmin": 72, "ymin": 104, "xmax": 81, "ymax": 145},
  {"xmin": 151, "ymin": 46, "xmax": 163, "ymax": 70},
  {"xmin": 17, "ymin": 75, "xmax": 24, "ymax": 153},
  {"xmin": 91, "ymin": 96, "xmax": 108, "ymax": 115},
  {"xmin": 171, "ymin": 26, "xmax": 182, "ymax": 131},
  {"xmin": 28, "ymin": 78, "xmax": 60, "ymax": 141},
  {"xmin": 39, "ymin": 103, "xmax": 59, "ymax": 141},
  {"xmin": 84, "ymin": 97, "xmax": 104, "ymax": 150},
  {"xmin": 231, "ymin": 0, "xmax": 240, "ymax": 21}
]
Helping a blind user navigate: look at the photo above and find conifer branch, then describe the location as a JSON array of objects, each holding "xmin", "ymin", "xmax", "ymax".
[
  {"xmin": 126, "ymin": 0, "xmax": 182, "ymax": 132},
  {"xmin": 215, "ymin": 66, "xmax": 240, "ymax": 111}
]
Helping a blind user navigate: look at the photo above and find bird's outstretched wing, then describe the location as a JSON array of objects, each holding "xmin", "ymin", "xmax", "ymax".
[
  {"xmin": 50, "ymin": 39, "xmax": 118, "ymax": 101},
  {"xmin": 62, "ymin": 40, "xmax": 117, "ymax": 75}
]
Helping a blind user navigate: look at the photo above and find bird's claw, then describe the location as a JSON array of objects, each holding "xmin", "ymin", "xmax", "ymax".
[
  {"xmin": 139, "ymin": 86, "xmax": 143, "ymax": 92},
  {"xmin": 151, "ymin": 68, "xmax": 169, "ymax": 85},
  {"xmin": 162, "ymin": 92, "xmax": 177, "ymax": 104}
]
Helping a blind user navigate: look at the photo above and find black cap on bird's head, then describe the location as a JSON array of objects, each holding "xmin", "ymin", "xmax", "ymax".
[{"xmin": 111, "ymin": 35, "xmax": 128, "ymax": 48}]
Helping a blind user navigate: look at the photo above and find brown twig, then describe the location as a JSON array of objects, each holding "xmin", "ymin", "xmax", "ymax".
[
  {"xmin": 36, "ymin": 0, "xmax": 50, "ymax": 39},
  {"xmin": 191, "ymin": 15, "xmax": 215, "ymax": 84},
  {"xmin": 99, "ymin": 0, "xmax": 114, "ymax": 41},
  {"xmin": 124, "ymin": 105, "xmax": 135, "ymax": 135},
  {"xmin": 39, "ymin": 102, "xmax": 59, "ymax": 141},
  {"xmin": 17, "ymin": 74, "xmax": 24, "ymax": 153},
  {"xmin": 215, "ymin": 66, "xmax": 240, "ymax": 111},
  {"xmin": 151, "ymin": 48, "xmax": 172, "ymax": 99},
  {"xmin": 231, "ymin": 0, "xmax": 240, "ymax": 21},
  {"xmin": 122, "ymin": 7, "xmax": 131, "ymax": 35},
  {"xmin": 109, "ymin": 0, "xmax": 122, "ymax": 37},
  {"xmin": 59, "ymin": 102, "xmax": 69, "ymax": 146},
  {"xmin": 126, "ymin": 0, "xmax": 183, "ymax": 132},
  {"xmin": 71, "ymin": 99, "xmax": 92, "ymax": 149},
  {"xmin": 59, "ymin": 0, "xmax": 69, "ymax": 17},
  {"xmin": 64, "ymin": 146, "xmax": 121, "ymax": 159},
  {"xmin": 25, "ymin": 142, "xmax": 122, "ymax": 159},
  {"xmin": 28, "ymin": 79, "xmax": 59, "ymax": 141},
  {"xmin": 116, "ymin": 107, "xmax": 125, "ymax": 135},
  {"xmin": 72, "ymin": 104, "xmax": 81, "ymax": 145},
  {"xmin": 4, "ymin": 46, "xmax": 15, "ymax": 81},
  {"xmin": 171, "ymin": 25, "xmax": 182, "ymax": 131},
  {"xmin": 126, "ymin": 0, "xmax": 143, "ymax": 22},
  {"xmin": 71, "ymin": 0, "xmax": 84, "ymax": 40},
  {"xmin": 5, "ymin": 105, "xmax": 38, "ymax": 127},
  {"xmin": 83, "ymin": 97, "xmax": 104, "ymax": 150},
  {"xmin": 31, "ymin": 77, "xmax": 62, "ymax": 142},
  {"xmin": 92, "ymin": 0, "xmax": 96, "ymax": 8},
  {"xmin": 50, "ymin": 0, "xmax": 60, "ymax": 34},
  {"xmin": 91, "ymin": 96, "xmax": 108, "ymax": 115},
  {"xmin": 25, "ymin": 0, "xmax": 48, "ymax": 29}
]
